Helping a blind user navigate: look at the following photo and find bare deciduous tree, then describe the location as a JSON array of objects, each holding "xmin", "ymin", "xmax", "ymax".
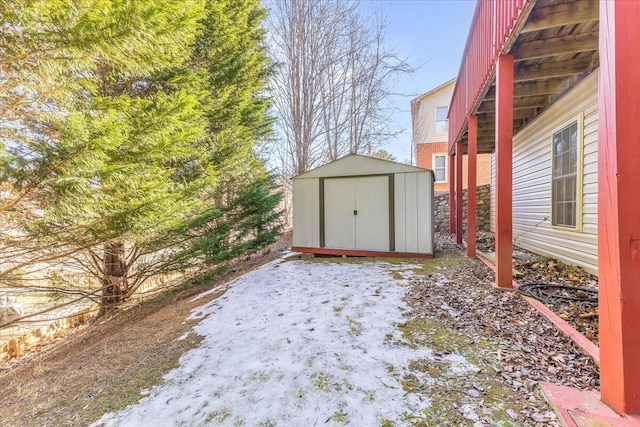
[{"xmin": 266, "ymin": 0, "xmax": 412, "ymax": 179}]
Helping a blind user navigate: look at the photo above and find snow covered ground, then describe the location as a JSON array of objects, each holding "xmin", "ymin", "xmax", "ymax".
[{"xmin": 93, "ymin": 255, "xmax": 477, "ymax": 426}]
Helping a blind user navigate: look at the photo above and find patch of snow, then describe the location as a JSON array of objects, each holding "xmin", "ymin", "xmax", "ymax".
[
  {"xmin": 189, "ymin": 283, "xmax": 230, "ymax": 302},
  {"xmin": 175, "ymin": 332, "xmax": 189, "ymax": 342},
  {"xmin": 93, "ymin": 257, "xmax": 470, "ymax": 426},
  {"xmin": 444, "ymin": 353, "xmax": 479, "ymax": 377},
  {"xmin": 439, "ymin": 302, "xmax": 461, "ymax": 318},
  {"xmin": 459, "ymin": 404, "xmax": 480, "ymax": 421}
]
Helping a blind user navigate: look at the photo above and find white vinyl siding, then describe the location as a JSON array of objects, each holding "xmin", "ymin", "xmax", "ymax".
[
  {"xmin": 412, "ymin": 81, "xmax": 455, "ymax": 144},
  {"xmin": 490, "ymin": 72, "xmax": 598, "ymax": 274}
]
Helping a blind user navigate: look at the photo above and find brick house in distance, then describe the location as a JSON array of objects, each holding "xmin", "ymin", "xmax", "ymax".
[{"xmin": 410, "ymin": 78, "xmax": 491, "ymax": 192}]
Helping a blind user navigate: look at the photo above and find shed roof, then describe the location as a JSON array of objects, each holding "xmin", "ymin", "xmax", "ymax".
[{"xmin": 293, "ymin": 154, "xmax": 429, "ymax": 179}]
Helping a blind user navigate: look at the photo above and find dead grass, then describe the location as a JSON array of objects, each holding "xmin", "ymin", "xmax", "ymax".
[{"xmin": 0, "ymin": 233, "xmax": 291, "ymax": 427}]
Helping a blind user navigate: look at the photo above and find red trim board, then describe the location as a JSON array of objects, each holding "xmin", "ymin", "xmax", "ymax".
[
  {"xmin": 540, "ymin": 382, "xmax": 640, "ymax": 427},
  {"xmin": 291, "ymin": 247, "xmax": 433, "ymax": 259}
]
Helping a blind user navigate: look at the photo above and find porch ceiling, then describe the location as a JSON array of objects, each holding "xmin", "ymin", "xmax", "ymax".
[{"xmin": 463, "ymin": 0, "xmax": 599, "ymax": 155}]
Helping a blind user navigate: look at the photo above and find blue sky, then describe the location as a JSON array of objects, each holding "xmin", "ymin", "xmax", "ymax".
[{"xmin": 368, "ymin": 0, "xmax": 476, "ymax": 163}]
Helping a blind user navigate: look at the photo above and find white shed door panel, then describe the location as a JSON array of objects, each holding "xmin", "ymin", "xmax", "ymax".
[
  {"xmin": 324, "ymin": 176, "xmax": 389, "ymax": 251},
  {"xmin": 355, "ymin": 176, "xmax": 389, "ymax": 250},
  {"xmin": 324, "ymin": 179, "xmax": 357, "ymax": 249}
]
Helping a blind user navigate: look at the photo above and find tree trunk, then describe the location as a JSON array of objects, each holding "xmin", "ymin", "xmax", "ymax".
[{"xmin": 100, "ymin": 242, "xmax": 127, "ymax": 314}]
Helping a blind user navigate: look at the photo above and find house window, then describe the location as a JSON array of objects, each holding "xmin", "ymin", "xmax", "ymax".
[
  {"xmin": 552, "ymin": 119, "xmax": 581, "ymax": 228},
  {"xmin": 433, "ymin": 154, "xmax": 447, "ymax": 182},
  {"xmin": 435, "ymin": 106, "xmax": 448, "ymax": 134}
]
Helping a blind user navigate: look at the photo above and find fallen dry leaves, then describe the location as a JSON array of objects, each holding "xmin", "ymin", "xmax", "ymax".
[
  {"xmin": 471, "ymin": 231, "xmax": 599, "ymax": 345},
  {"xmin": 408, "ymin": 233, "xmax": 600, "ymax": 425}
]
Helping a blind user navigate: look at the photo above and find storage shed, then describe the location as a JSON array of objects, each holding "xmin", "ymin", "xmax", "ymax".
[{"xmin": 292, "ymin": 154, "xmax": 434, "ymax": 258}]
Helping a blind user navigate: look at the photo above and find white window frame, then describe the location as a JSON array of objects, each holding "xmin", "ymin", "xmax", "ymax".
[
  {"xmin": 432, "ymin": 153, "xmax": 447, "ymax": 183},
  {"xmin": 551, "ymin": 113, "xmax": 584, "ymax": 231},
  {"xmin": 435, "ymin": 106, "xmax": 448, "ymax": 135}
]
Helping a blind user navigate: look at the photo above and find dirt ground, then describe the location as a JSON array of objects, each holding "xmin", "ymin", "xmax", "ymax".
[{"xmin": 0, "ymin": 233, "xmax": 292, "ymax": 427}]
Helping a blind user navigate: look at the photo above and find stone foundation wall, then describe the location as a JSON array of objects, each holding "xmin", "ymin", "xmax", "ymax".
[{"xmin": 433, "ymin": 184, "xmax": 491, "ymax": 233}]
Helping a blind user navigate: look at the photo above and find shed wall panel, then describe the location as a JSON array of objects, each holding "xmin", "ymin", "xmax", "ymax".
[
  {"xmin": 394, "ymin": 172, "xmax": 433, "ymax": 254},
  {"xmin": 404, "ymin": 173, "xmax": 419, "ymax": 252},
  {"xmin": 292, "ymin": 178, "xmax": 320, "ymax": 248},
  {"xmin": 416, "ymin": 172, "xmax": 432, "ymax": 253},
  {"xmin": 394, "ymin": 175, "xmax": 407, "ymax": 252}
]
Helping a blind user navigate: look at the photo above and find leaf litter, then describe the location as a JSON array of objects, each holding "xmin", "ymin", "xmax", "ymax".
[{"xmin": 474, "ymin": 231, "xmax": 599, "ymax": 344}]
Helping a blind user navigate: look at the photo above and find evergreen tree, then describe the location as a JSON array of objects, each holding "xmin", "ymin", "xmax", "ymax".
[
  {"xmin": 162, "ymin": 0, "xmax": 283, "ymax": 279},
  {"xmin": 1, "ymin": 0, "xmax": 281, "ymax": 313}
]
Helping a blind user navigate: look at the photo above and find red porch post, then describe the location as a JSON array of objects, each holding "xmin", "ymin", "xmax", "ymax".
[
  {"xmin": 467, "ymin": 115, "xmax": 478, "ymax": 258},
  {"xmin": 598, "ymin": 0, "xmax": 640, "ymax": 414},
  {"xmin": 455, "ymin": 141, "xmax": 463, "ymax": 244},
  {"xmin": 494, "ymin": 55, "xmax": 513, "ymax": 288},
  {"xmin": 448, "ymin": 154, "xmax": 455, "ymax": 234}
]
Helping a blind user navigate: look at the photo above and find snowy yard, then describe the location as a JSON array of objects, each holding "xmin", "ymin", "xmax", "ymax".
[
  {"xmin": 93, "ymin": 255, "xmax": 479, "ymax": 426},
  {"xmin": 90, "ymin": 243, "xmax": 599, "ymax": 427},
  {"xmin": 0, "ymin": 235, "xmax": 599, "ymax": 426}
]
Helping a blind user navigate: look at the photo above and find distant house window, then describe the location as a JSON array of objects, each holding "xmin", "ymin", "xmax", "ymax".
[
  {"xmin": 435, "ymin": 106, "xmax": 448, "ymax": 134},
  {"xmin": 552, "ymin": 119, "xmax": 581, "ymax": 228},
  {"xmin": 433, "ymin": 154, "xmax": 447, "ymax": 182}
]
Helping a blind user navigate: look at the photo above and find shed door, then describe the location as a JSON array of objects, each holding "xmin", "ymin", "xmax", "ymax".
[{"xmin": 324, "ymin": 176, "xmax": 389, "ymax": 251}]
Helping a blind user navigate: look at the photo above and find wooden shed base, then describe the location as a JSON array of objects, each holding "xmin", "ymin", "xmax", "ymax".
[{"xmin": 291, "ymin": 247, "xmax": 433, "ymax": 259}]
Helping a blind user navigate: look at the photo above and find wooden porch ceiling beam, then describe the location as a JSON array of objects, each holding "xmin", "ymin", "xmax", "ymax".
[
  {"xmin": 477, "ymin": 138, "xmax": 497, "ymax": 147},
  {"xmin": 477, "ymin": 130, "xmax": 496, "ymax": 139},
  {"xmin": 477, "ymin": 96, "xmax": 548, "ymax": 113},
  {"xmin": 513, "ymin": 32, "xmax": 599, "ymax": 61},
  {"xmin": 476, "ymin": 126, "xmax": 495, "ymax": 135},
  {"xmin": 479, "ymin": 117, "xmax": 532, "ymax": 131},
  {"xmin": 522, "ymin": 0, "xmax": 599, "ymax": 33},
  {"xmin": 478, "ymin": 120, "xmax": 532, "ymax": 131},
  {"xmin": 478, "ymin": 108, "xmax": 538, "ymax": 121},
  {"xmin": 477, "ymin": 145, "xmax": 496, "ymax": 155},
  {"xmin": 484, "ymin": 77, "xmax": 578, "ymax": 100},
  {"xmin": 451, "ymin": 143, "xmax": 495, "ymax": 156},
  {"xmin": 514, "ymin": 57, "xmax": 596, "ymax": 82},
  {"xmin": 476, "ymin": 115, "xmax": 539, "ymax": 135}
]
